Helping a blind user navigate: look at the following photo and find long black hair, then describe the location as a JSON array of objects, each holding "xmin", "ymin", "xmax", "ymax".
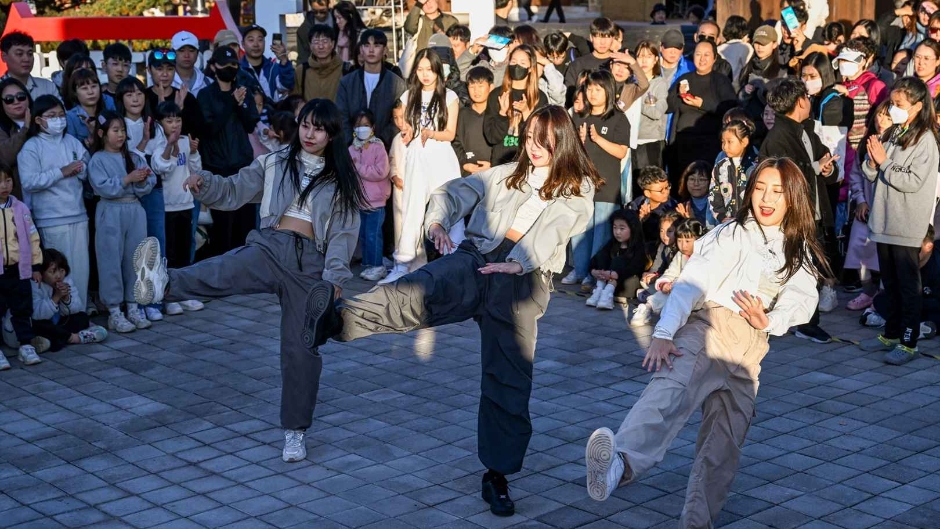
[
  {"xmin": 115, "ymin": 77, "xmax": 152, "ymax": 121},
  {"xmin": 610, "ymin": 208, "xmax": 644, "ymax": 256},
  {"xmin": 578, "ymin": 69, "xmax": 617, "ymax": 119},
  {"xmin": 405, "ymin": 48, "xmax": 448, "ymax": 132},
  {"xmin": 890, "ymin": 76, "xmax": 939, "ymax": 149},
  {"xmin": 332, "ymin": 1, "xmax": 365, "ymax": 49},
  {"xmin": 0, "ymin": 77, "xmax": 31, "ymax": 135},
  {"xmin": 283, "ymin": 99, "xmax": 366, "ymax": 220},
  {"xmin": 95, "ymin": 110, "xmax": 137, "ymax": 173}
]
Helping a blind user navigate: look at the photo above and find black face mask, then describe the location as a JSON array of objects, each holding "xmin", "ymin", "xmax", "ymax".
[
  {"xmin": 216, "ymin": 67, "xmax": 238, "ymax": 83},
  {"xmin": 509, "ymin": 64, "xmax": 529, "ymax": 81}
]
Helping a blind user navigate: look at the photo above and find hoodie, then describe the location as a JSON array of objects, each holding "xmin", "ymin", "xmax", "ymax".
[
  {"xmin": 17, "ymin": 133, "xmax": 90, "ymax": 228},
  {"xmin": 294, "ymin": 55, "xmax": 348, "ymax": 102}
]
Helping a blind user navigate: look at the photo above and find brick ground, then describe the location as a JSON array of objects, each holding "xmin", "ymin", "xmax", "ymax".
[{"xmin": 1, "ymin": 274, "xmax": 939, "ymax": 528}]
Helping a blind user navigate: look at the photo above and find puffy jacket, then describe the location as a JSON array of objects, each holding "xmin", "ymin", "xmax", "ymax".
[
  {"xmin": 0, "ymin": 197, "xmax": 41, "ymax": 269},
  {"xmin": 350, "ymin": 142, "xmax": 390, "ymax": 209},
  {"xmin": 32, "ymin": 275, "xmax": 83, "ymax": 321}
]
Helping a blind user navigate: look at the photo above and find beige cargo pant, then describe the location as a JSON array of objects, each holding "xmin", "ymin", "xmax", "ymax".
[{"xmin": 614, "ymin": 302, "xmax": 769, "ymax": 529}]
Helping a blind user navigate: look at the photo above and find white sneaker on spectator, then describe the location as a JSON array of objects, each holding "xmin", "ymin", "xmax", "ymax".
[
  {"xmin": 818, "ymin": 285, "xmax": 838, "ymax": 313},
  {"xmin": 630, "ymin": 303, "xmax": 652, "ymax": 327},
  {"xmin": 179, "ymin": 300, "xmax": 204, "ymax": 311},
  {"xmin": 282, "ymin": 429, "xmax": 306, "ymax": 462},
  {"xmin": 861, "ymin": 307, "xmax": 886, "ymax": 328},
  {"xmin": 127, "ymin": 309, "xmax": 152, "ymax": 330},
  {"xmin": 361, "ymin": 266, "xmax": 388, "ymax": 281},
  {"xmin": 585, "ymin": 285, "xmax": 602, "ymax": 307},
  {"xmin": 133, "ymin": 237, "xmax": 168, "ymax": 305},
  {"xmin": 165, "ymin": 302, "xmax": 184, "ymax": 316},
  {"xmin": 0, "ymin": 354, "xmax": 10, "ymax": 370},
  {"xmin": 17, "ymin": 345, "xmax": 41, "ymax": 366},
  {"xmin": 145, "ymin": 307, "xmax": 163, "ymax": 321},
  {"xmin": 78, "ymin": 326, "xmax": 108, "ymax": 344},
  {"xmin": 560, "ymin": 270, "xmax": 582, "ymax": 285},
  {"xmin": 378, "ymin": 265, "xmax": 408, "ymax": 285},
  {"xmin": 596, "ymin": 284, "xmax": 615, "ymax": 310},
  {"xmin": 108, "ymin": 312, "xmax": 136, "ymax": 333}
]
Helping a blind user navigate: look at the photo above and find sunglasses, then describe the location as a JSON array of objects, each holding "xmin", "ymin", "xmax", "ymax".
[
  {"xmin": 930, "ymin": 26, "xmax": 940, "ymax": 33},
  {"xmin": 153, "ymin": 50, "xmax": 177, "ymax": 61},
  {"xmin": 1, "ymin": 92, "xmax": 27, "ymax": 105}
]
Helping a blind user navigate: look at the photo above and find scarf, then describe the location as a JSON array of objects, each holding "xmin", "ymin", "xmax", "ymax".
[
  {"xmin": 0, "ymin": 196, "xmax": 34, "ymax": 280},
  {"xmin": 352, "ymin": 135, "xmax": 383, "ymax": 151}
]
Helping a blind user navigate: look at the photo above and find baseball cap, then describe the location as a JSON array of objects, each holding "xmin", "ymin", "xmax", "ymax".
[
  {"xmin": 172, "ymin": 31, "xmax": 199, "ymax": 51},
  {"xmin": 650, "ymin": 3, "xmax": 667, "ymax": 17},
  {"xmin": 835, "ymin": 49, "xmax": 865, "ymax": 63},
  {"xmin": 211, "ymin": 46, "xmax": 239, "ymax": 66},
  {"xmin": 241, "ymin": 24, "xmax": 267, "ymax": 39},
  {"xmin": 661, "ymin": 29, "xmax": 685, "ymax": 50},
  {"xmin": 752, "ymin": 25, "xmax": 777, "ymax": 46},
  {"xmin": 213, "ymin": 29, "xmax": 240, "ymax": 49},
  {"xmin": 148, "ymin": 49, "xmax": 177, "ymax": 68},
  {"xmin": 428, "ymin": 33, "xmax": 452, "ymax": 49}
]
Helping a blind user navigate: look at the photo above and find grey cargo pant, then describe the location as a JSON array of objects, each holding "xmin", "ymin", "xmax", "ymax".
[
  {"xmin": 615, "ymin": 303, "xmax": 769, "ymax": 529},
  {"xmin": 338, "ymin": 240, "xmax": 550, "ymax": 475},
  {"xmin": 95, "ymin": 199, "xmax": 147, "ymax": 308},
  {"xmin": 166, "ymin": 228, "xmax": 326, "ymax": 431}
]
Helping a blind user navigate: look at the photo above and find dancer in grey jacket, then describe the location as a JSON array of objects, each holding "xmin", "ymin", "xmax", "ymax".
[
  {"xmin": 336, "ymin": 106, "xmax": 600, "ymax": 517},
  {"xmin": 132, "ymin": 100, "xmax": 366, "ymax": 463}
]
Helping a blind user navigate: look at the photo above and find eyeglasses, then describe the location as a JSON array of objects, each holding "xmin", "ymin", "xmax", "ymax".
[
  {"xmin": 646, "ymin": 183, "xmax": 671, "ymax": 194},
  {"xmin": 153, "ymin": 50, "xmax": 177, "ymax": 61},
  {"xmin": 311, "ymin": 38, "xmax": 333, "ymax": 46},
  {"xmin": 1, "ymin": 92, "xmax": 27, "ymax": 105}
]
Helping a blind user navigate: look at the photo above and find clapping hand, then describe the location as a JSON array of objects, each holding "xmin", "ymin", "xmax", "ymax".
[
  {"xmin": 866, "ymin": 136, "xmax": 887, "ymax": 167},
  {"xmin": 189, "ymin": 136, "xmax": 200, "ymax": 154}
]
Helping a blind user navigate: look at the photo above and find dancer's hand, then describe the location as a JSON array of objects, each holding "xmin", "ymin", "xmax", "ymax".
[
  {"xmin": 479, "ymin": 262, "xmax": 523, "ymax": 275},
  {"xmin": 184, "ymin": 173, "xmax": 205, "ymax": 193},
  {"xmin": 334, "ymin": 285, "xmax": 342, "ymax": 300},
  {"xmin": 643, "ymin": 337, "xmax": 682, "ymax": 372},
  {"xmin": 428, "ymin": 223, "xmax": 454, "ymax": 254},
  {"xmin": 733, "ymin": 290, "xmax": 769, "ymax": 331}
]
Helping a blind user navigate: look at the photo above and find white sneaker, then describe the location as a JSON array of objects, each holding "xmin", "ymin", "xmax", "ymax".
[
  {"xmin": 145, "ymin": 307, "xmax": 164, "ymax": 322},
  {"xmin": 0, "ymin": 354, "xmax": 10, "ymax": 370},
  {"xmin": 133, "ymin": 237, "xmax": 168, "ymax": 305},
  {"xmin": 585, "ymin": 285, "xmax": 602, "ymax": 307},
  {"xmin": 586, "ymin": 427, "xmax": 624, "ymax": 502},
  {"xmin": 127, "ymin": 309, "xmax": 152, "ymax": 330},
  {"xmin": 596, "ymin": 284, "xmax": 615, "ymax": 310},
  {"xmin": 862, "ymin": 308, "xmax": 886, "ymax": 328},
  {"xmin": 560, "ymin": 270, "xmax": 583, "ymax": 285},
  {"xmin": 108, "ymin": 312, "xmax": 136, "ymax": 333},
  {"xmin": 818, "ymin": 285, "xmax": 838, "ymax": 313},
  {"xmin": 282, "ymin": 429, "xmax": 306, "ymax": 462},
  {"xmin": 17, "ymin": 345, "xmax": 41, "ymax": 366},
  {"xmin": 378, "ymin": 265, "xmax": 407, "ymax": 285},
  {"xmin": 630, "ymin": 303, "xmax": 652, "ymax": 327},
  {"xmin": 179, "ymin": 300, "xmax": 204, "ymax": 311},
  {"xmin": 164, "ymin": 302, "xmax": 184, "ymax": 316},
  {"xmin": 77, "ymin": 326, "xmax": 108, "ymax": 344},
  {"xmin": 361, "ymin": 265, "xmax": 388, "ymax": 281}
]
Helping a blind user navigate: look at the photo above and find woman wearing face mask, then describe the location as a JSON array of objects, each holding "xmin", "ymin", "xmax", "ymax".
[
  {"xmin": 17, "ymin": 94, "xmax": 91, "ymax": 314},
  {"xmin": 348, "ymin": 110, "xmax": 391, "ymax": 282},
  {"xmin": 133, "ymin": 99, "xmax": 365, "ymax": 464},
  {"xmin": 859, "ymin": 77, "xmax": 940, "ymax": 366},
  {"xmin": 484, "ymin": 45, "xmax": 549, "ymax": 166}
]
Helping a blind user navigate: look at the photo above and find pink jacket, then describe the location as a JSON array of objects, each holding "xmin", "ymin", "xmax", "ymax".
[{"xmin": 350, "ymin": 142, "xmax": 391, "ymax": 209}]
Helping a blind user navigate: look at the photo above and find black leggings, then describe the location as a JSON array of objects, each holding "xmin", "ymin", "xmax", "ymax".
[
  {"xmin": 877, "ymin": 243, "xmax": 922, "ymax": 347},
  {"xmin": 32, "ymin": 312, "xmax": 91, "ymax": 352}
]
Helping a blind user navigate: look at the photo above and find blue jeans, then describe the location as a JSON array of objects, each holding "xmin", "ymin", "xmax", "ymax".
[
  {"xmin": 139, "ymin": 187, "xmax": 166, "ymax": 309},
  {"xmin": 571, "ymin": 201, "xmax": 618, "ymax": 279},
  {"xmin": 359, "ymin": 208, "xmax": 386, "ymax": 267}
]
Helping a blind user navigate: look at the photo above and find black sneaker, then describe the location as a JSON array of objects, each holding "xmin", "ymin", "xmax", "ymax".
[
  {"xmin": 302, "ymin": 282, "xmax": 338, "ymax": 349},
  {"xmin": 482, "ymin": 471, "xmax": 514, "ymax": 517},
  {"xmin": 843, "ymin": 282, "xmax": 863, "ymax": 293},
  {"xmin": 794, "ymin": 324, "xmax": 832, "ymax": 344}
]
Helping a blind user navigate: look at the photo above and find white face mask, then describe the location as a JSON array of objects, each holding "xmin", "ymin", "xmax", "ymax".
[
  {"xmin": 354, "ymin": 126, "xmax": 373, "ymax": 140},
  {"xmin": 489, "ymin": 48, "xmax": 508, "ymax": 63},
  {"xmin": 43, "ymin": 117, "xmax": 67, "ymax": 136},
  {"xmin": 838, "ymin": 60, "xmax": 860, "ymax": 78},
  {"xmin": 804, "ymin": 78, "xmax": 823, "ymax": 95},
  {"xmin": 888, "ymin": 104, "xmax": 910, "ymax": 125}
]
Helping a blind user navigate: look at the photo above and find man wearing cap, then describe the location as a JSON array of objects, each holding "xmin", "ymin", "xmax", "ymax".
[
  {"xmin": 239, "ymin": 24, "xmax": 295, "ymax": 104},
  {"xmin": 146, "ymin": 49, "xmax": 205, "ymax": 141},
  {"xmin": 212, "ymin": 30, "xmax": 241, "ymax": 53},
  {"xmin": 171, "ymin": 31, "xmax": 210, "ymax": 96},
  {"xmin": 297, "ymin": 0, "xmax": 334, "ymax": 65},
  {"xmin": 197, "ymin": 46, "xmax": 260, "ymax": 257}
]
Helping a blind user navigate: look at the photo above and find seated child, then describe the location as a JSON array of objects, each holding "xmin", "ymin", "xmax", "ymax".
[
  {"xmin": 630, "ymin": 217, "xmax": 706, "ymax": 327},
  {"xmin": 861, "ymin": 226, "xmax": 940, "ymax": 340},
  {"xmin": 639, "ymin": 210, "xmax": 681, "ymax": 299},
  {"xmin": 31, "ymin": 248, "xmax": 108, "ymax": 351},
  {"xmin": 628, "ymin": 166, "xmax": 678, "ymax": 260},
  {"xmin": 0, "ymin": 164, "xmax": 47, "ymax": 369},
  {"xmin": 585, "ymin": 209, "xmax": 647, "ymax": 310}
]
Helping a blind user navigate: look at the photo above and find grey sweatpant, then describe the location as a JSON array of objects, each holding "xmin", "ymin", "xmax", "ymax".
[
  {"xmin": 614, "ymin": 303, "xmax": 769, "ymax": 528},
  {"xmin": 95, "ymin": 200, "xmax": 146, "ymax": 309},
  {"xmin": 338, "ymin": 240, "xmax": 550, "ymax": 475},
  {"xmin": 166, "ymin": 228, "xmax": 326, "ymax": 431}
]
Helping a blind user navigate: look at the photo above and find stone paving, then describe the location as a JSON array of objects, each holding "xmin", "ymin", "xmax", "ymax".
[{"xmin": 2, "ymin": 273, "xmax": 940, "ymax": 529}]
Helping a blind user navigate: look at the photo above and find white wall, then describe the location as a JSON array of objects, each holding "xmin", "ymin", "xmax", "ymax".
[{"xmin": 451, "ymin": 0, "xmax": 495, "ymax": 39}]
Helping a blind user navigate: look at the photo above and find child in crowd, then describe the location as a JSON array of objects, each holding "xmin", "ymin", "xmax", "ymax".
[
  {"xmin": 65, "ymin": 68, "xmax": 105, "ymax": 149},
  {"xmin": 585, "ymin": 209, "xmax": 646, "ymax": 310},
  {"xmin": 259, "ymin": 111, "xmax": 297, "ymax": 153},
  {"xmin": 149, "ymin": 101, "xmax": 204, "ymax": 316},
  {"xmin": 88, "ymin": 112, "xmax": 156, "ymax": 333},
  {"xmin": 31, "ymin": 248, "xmax": 108, "ymax": 351},
  {"xmin": 710, "ymin": 119, "xmax": 758, "ymax": 224},
  {"xmin": 101, "ymin": 42, "xmax": 132, "ymax": 107},
  {"xmin": 453, "ymin": 66, "xmax": 494, "ymax": 177},
  {"xmin": 349, "ymin": 110, "xmax": 391, "ymax": 281},
  {"xmin": 631, "ymin": 217, "xmax": 706, "ymax": 326},
  {"xmin": 17, "ymin": 95, "xmax": 91, "ymax": 314},
  {"xmin": 676, "ymin": 161, "xmax": 713, "ymax": 227},
  {"xmin": 0, "ymin": 164, "xmax": 46, "ymax": 369},
  {"xmin": 641, "ymin": 211, "xmax": 681, "ymax": 297},
  {"xmin": 862, "ymin": 226, "xmax": 940, "ymax": 341},
  {"xmin": 629, "ymin": 166, "xmax": 677, "ymax": 259}
]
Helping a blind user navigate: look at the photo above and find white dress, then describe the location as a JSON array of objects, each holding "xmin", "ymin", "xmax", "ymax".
[{"xmin": 394, "ymin": 88, "xmax": 465, "ymax": 269}]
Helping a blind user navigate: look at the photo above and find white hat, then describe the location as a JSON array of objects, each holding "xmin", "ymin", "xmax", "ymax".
[
  {"xmin": 172, "ymin": 31, "xmax": 199, "ymax": 51},
  {"xmin": 835, "ymin": 49, "xmax": 865, "ymax": 63}
]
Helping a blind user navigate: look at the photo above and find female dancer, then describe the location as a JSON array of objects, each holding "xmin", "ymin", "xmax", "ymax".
[
  {"xmin": 585, "ymin": 157, "xmax": 829, "ymax": 527},
  {"xmin": 132, "ymin": 99, "xmax": 364, "ymax": 463},
  {"xmin": 336, "ymin": 106, "xmax": 600, "ymax": 517}
]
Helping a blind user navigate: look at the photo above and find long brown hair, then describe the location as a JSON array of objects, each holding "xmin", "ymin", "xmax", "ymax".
[
  {"xmin": 505, "ymin": 105, "xmax": 602, "ymax": 200},
  {"xmin": 500, "ymin": 44, "xmax": 540, "ymax": 109},
  {"xmin": 731, "ymin": 157, "xmax": 831, "ymax": 281}
]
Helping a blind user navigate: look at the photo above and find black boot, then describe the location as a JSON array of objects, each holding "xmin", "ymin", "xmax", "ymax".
[{"xmin": 482, "ymin": 470, "xmax": 514, "ymax": 516}]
